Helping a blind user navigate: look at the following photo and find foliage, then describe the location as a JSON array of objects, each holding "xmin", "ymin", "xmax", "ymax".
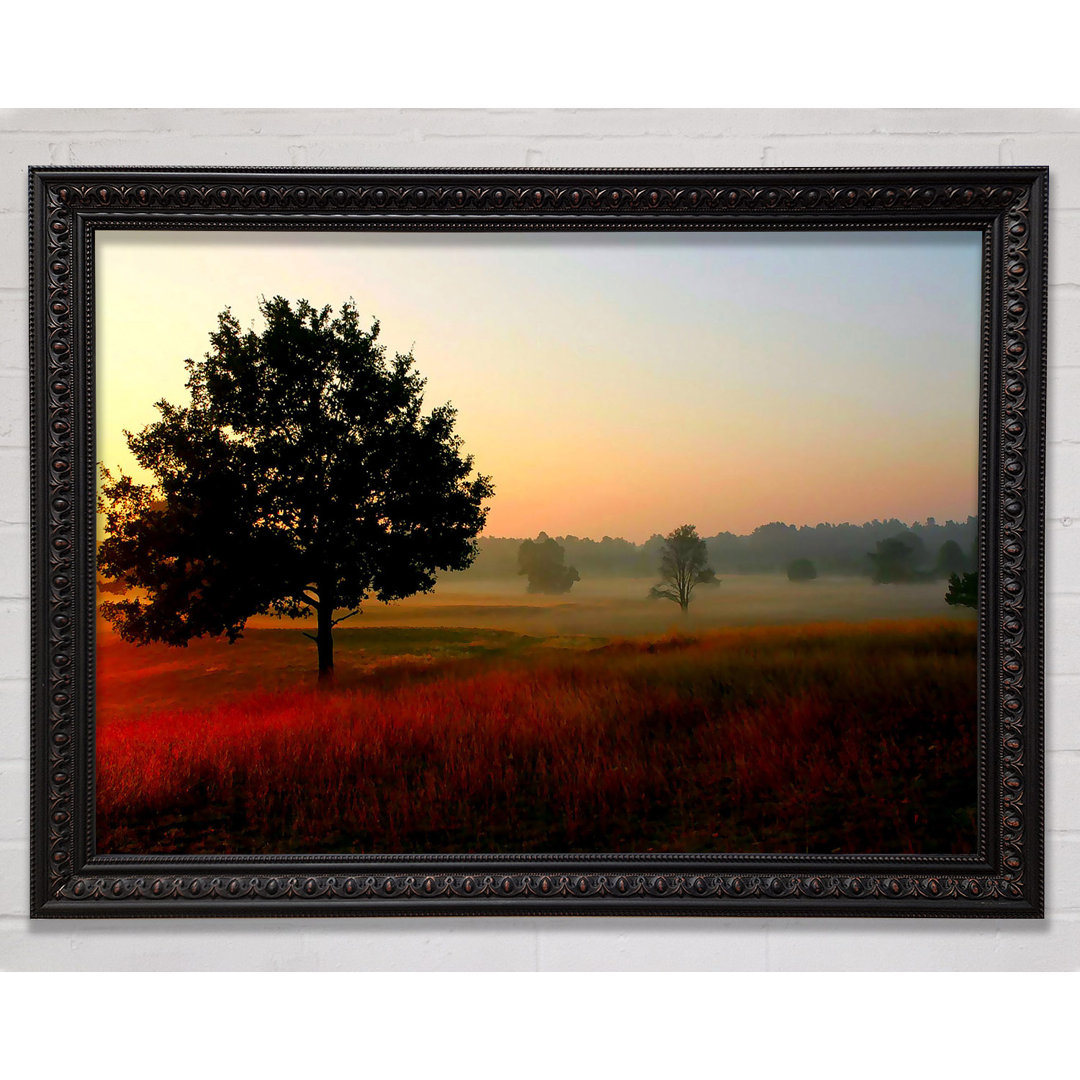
[
  {"xmin": 648, "ymin": 524, "xmax": 718, "ymax": 612},
  {"xmin": 868, "ymin": 531, "xmax": 926, "ymax": 583},
  {"xmin": 786, "ymin": 557, "xmax": 818, "ymax": 582},
  {"xmin": 446, "ymin": 517, "xmax": 979, "ymax": 580},
  {"xmin": 945, "ymin": 571, "xmax": 978, "ymax": 609},
  {"xmin": 934, "ymin": 539, "xmax": 968, "ymax": 579},
  {"xmin": 98, "ymin": 296, "xmax": 494, "ymax": 678},
  {"xmin": 517, "ymin": 533, "xmax": 580, "ymax": 594}
]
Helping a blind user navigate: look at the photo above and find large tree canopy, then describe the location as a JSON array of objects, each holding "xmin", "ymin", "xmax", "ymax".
[{"xmin": 98, "ymin": 296, "xmax": 494, "ymax": 678}]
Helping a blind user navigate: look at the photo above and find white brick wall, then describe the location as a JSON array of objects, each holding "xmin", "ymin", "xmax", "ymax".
[{"xmin": 0, "ymin": 108, "xmax": 1077, "ymax": 970}]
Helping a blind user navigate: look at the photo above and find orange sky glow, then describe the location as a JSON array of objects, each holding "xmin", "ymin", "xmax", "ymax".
[{"xmin": 96, "ymin": 229, "xmax": 982, "ymax": 542}]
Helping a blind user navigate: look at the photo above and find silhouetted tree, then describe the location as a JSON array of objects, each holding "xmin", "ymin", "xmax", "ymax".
[
  {"xmin": 96, "ymin": 576, "xmax": 127, "ymax": 596},
  {"xmin": 868, "ymin": 531, "xmax": 925, "ymax": 583},
  {"xmin": 649, "ymin": 524, "xmax": 718, "ymax": 613},
  {"xmin": 934, "ymin": 539, "xmax": 967, "ymax": 579},
  {"xmin": 786, "ymin": 557, "xmax": 818, "ymax": 582},
  {"xmin": 98, "ymin": 296, "xmax": 494, "ymax": 681},
  {"xmin": 945, "ymin": 572, "xmax": 978, "ymax": 609},
  {"xmin": 517, "ymin": 533, "xmax": 580, "ymax": 594}
]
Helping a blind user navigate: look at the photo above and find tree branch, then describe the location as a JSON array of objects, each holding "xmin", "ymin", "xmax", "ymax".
[
  {"xmin": 331, "ymin": 609, "xmax": 360, "ymax": 628},
  {"xmin": 301, "ymin": 631, "xmax": 318, "ymax": 642}
]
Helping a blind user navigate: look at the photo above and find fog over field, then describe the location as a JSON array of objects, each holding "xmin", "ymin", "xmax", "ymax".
[{"xmin": 244, "ymin": 572, "xmax": 975, "ymax": 639}]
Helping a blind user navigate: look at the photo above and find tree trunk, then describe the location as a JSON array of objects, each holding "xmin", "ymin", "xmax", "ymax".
[{"xmin": 316, "ymin": 599, "xmax": 335, "ymax": 682}]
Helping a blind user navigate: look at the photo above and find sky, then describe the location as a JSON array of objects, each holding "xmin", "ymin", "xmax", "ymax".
[{"xmin": 95, "ymin": 228, "xmax": 982, "ymax": 543}]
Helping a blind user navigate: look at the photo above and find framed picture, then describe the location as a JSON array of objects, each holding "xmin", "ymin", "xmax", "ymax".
[{"xmin": 29, "ymin": 166, "xmax": 1047, "ymax": 917}]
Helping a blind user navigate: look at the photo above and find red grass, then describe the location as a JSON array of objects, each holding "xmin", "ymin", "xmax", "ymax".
[{"xmin": 96, "ymin": 619, "xmax": 977, "ymax": 855}]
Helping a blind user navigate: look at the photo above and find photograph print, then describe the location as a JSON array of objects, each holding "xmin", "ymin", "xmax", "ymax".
[{"xmin": 93, "ymin": 227, "xmax": 982, "ymax": 858}]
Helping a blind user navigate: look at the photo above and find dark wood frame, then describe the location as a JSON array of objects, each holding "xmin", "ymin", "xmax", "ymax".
[{"xmin": 28, "ymin": 166, "xmax": 1048, "ymax": 917}]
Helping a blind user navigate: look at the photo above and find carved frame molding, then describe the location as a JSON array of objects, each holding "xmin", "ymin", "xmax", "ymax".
[{"xmin": 28, "ymin": 167, "xmax": 1047, "ymax": 916}]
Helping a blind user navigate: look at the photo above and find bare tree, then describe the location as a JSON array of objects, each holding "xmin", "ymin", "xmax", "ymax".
[{"xmin": 649, "ymin": 524, "xmax": 718, "ymax": 613}]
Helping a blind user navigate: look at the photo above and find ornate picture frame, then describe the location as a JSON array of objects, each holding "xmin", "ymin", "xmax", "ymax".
[{"xmin": 28, "ymin": 166, "xmax": 1047, "ymax": 916}]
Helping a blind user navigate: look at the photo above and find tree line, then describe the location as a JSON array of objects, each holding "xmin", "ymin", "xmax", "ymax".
[{"xmin": 464, "ymin": 517, "xmax": 978, "ymax": 583}]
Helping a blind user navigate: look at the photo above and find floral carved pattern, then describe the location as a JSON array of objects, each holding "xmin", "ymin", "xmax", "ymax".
[
  {"xmin": 30, "ymin": 168, "xmax": 1046, "ymax": 916},
  {"xmin": 50, "ymin": 178, "xmax": 1027, "ymax": 215}
]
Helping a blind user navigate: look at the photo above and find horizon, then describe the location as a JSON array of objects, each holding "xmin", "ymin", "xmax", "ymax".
[
  {"xmin": 477, "ymin": 513, "xmax": 978, "ymax": 546},
  {"xmin": 96, "ymin": 229, "xmax": 982, "ymax": 539}
]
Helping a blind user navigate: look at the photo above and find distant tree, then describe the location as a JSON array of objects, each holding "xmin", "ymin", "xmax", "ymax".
[
  {"xmin": 868, "ymin": 531, "xmax": 925, "ymax": 583},
  {"xmin": 934, "ymin": 539, "xmax": 967, "ymax": 579},
  {"xmin": 786, "ymin": 557, "xmax": 818, "ymax": 582},
  {"xmin": 648, "ymin": 524, "xmax": 718, "ymax": 613},
  {"xmin": 945, "ymin": 572, "xmax": 978, "ymax": 609},
  {"xmin": 746, "ymin": 521, "xmax": 799, "ymax": 571},
  {"xmin": 97, "ymin": 296, "xmax": 494, "ymax": 681},
  {"xmin": 517, "ymin": 533, "xmax": 580, "ymax": 594}
]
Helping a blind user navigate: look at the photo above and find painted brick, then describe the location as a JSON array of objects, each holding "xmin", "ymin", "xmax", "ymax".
[
  {"xmin": 6, "ymin": 108, "xmax": 1080, "ymax": 141},
  {"xmin": 1047, "ymin": 675, "xmax": 1080, "ymax": 751},
  {"xmin": 1048, "ymin": 595, "xmax": 1080, "ymax": 675},
  {"xmin": 0, "ymin": 917, "xmax": 542, "ymax": 971},
  {"xmin": 995, "ymin": 135, "xmax": 1080, "ymax": 208},
  {"xmin": 0, "ymin": 525, "xmax": 28, "ymax": 600},
  {"xmin": 0, "ymin": 919, "xmax": 320, "ymax": 971},
  {"xmin": 0, "ymin": 759, "xmax": 27, "ymax": 842},
  {"xmin": 980, "ymin": 916, "xmax": 1080, "ymax": 970},
  {"xmin": 0, "ymin": 137, "xmax": 64, "ymax": 217},
  {"xmin": 762, "ymin": 135, "xmax": 1006, "ymax": 169},
  {"xmin": 0, "ymin": 600, "xmax": 29, "ymax": 679},
  {"xmin": 1047, "ymin": 443, "xmax": 1080, "ymax": 519},
  {"xmin": 299, "ymin": 920, "xmax": 539, "ymax": 972},
  {"xmin": 1048, "ymin": 287, "xmax": 1080, "ymax": 366},
  {"xmin": 0, "ymin": 293, "xmax": 28, "ymax": 372},
  {"xmin": 0, "ymin": 680, "xmax": 30, "ymax": 761},
  {"xmin": 0, "ymin": 371, "xmax": 28, "ymax": 447},
  {"xmin": 302, "ymin": 134, "xmax": 771, "ymax": 169},
  {"xmin": 1046, "ymin": 518, "xmax": 1080, "ymax": 594},
  {"xmin": 534, "ymin": 919, "xmax": 770, "ymax": 971},
  {"xmin": 1048, "ymin": 751, "xmax": 1080, "ymax": 832},
  {"xmin": 1050, "ymin": 210, "xmax": 1080, "ymax": 286},
  {"xmin": 0, "ymin": 213, "xmax": 26, "ymax": 291},
  {"xmin": 0, "ymin": 843, "xmax": 27, "ymax": 918},
  {"xmin": 0, "ymin": 447, "xmax": 28, "ymax": 525},
  {"xmin": 765, "ymin": 918, "xmax": 1001, "ymax": 971},
  {"xmin": 66, "ymin": 136, "xmax": 307, "ymax": 169},
  {"xmin": 1049, "ymin": 834, "xmax": 1080, "ymax": 911},
  {"xmin": 2, "ymin": 107, "xmax": 412, "ymax": 138},
  {"xmin": 1048, "ymin": 367, "xmax": 1080, "ymax": 444}
]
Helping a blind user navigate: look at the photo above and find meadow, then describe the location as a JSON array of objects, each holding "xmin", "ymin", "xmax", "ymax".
[{"xmin": 95, "ymin": 575, "xmax": 978, "ymax": 855}]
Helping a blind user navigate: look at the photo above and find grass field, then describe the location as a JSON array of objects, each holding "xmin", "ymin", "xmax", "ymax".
[{"xmin": 96, "ymin": 575, "xmax": 977, "ymax": 856}]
